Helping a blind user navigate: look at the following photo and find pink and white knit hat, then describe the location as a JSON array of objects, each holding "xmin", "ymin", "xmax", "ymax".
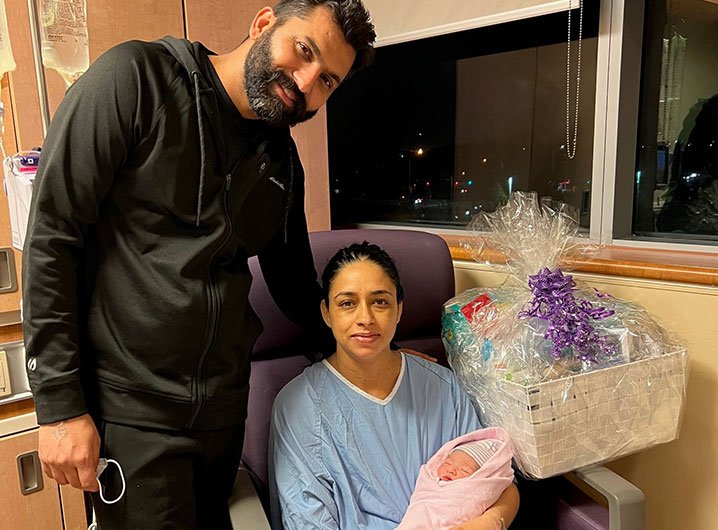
[{"xmin": 451, "ymin": 439, "xmax": 498, "ymax": 468}]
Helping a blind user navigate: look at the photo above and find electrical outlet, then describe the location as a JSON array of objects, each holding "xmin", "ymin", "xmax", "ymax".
[{"xmin": 0, "ymin": 350, "xmax": 11, "ymax": 397}]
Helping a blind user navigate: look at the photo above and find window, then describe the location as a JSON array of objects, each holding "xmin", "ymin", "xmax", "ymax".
[
  {"xmin": 327, "ymin": 4, "xmax": 600, "ymax": 230},
  {"xmin": 633, "ymin": 0, "xmax": 718, "ymax": 243},
  {"xmin": 328, "ymin": 0, "xmax": 717, "ymax": 250}
]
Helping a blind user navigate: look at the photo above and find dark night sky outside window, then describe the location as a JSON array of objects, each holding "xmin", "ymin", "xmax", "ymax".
[{"xmin": 327, "ymin": 3, "xmax": 600, "ymax": 230}]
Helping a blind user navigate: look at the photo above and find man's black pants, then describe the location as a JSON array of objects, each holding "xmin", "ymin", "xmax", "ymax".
[{"xmin": 91, "ymin": 420, "xmax": 245, "ymax": 530}]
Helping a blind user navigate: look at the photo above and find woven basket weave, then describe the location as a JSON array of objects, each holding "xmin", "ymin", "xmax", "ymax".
[{"xmin": 483, "ymin": 349, "xmax": 688, "ymax": 478}]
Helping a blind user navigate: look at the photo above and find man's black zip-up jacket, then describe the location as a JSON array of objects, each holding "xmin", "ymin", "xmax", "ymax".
[{"xmin": 23, "ymin": 37, "xmax": 324, "ymax": 431}]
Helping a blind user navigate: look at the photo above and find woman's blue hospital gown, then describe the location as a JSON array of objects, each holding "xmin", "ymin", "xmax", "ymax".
[{"xmin": 269, "ymin": 353, "xmax": 481, "ymax": 529}]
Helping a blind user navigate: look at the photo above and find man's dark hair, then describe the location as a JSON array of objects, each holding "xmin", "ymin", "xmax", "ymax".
[
  {"xmin": 321, "ymin": 241, "xmax": 404, "ymax": 304},
  {"xmin": 273, "ymin": 0, "xmax": 376, "ymax": 77}
]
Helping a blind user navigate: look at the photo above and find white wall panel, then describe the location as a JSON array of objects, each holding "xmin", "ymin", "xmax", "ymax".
[{"xmin": 363, "ymin": 0, "xmax": 572, "ymax": 45}]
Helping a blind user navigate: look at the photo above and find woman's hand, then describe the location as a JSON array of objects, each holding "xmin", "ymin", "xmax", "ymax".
[{"xmin": 450, "ymin": 512, "xmax": 504, "ymax": 530}]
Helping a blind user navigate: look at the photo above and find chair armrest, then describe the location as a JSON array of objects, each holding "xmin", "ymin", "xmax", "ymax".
[
  {"xmin": 229, "ymin": 467, "xmax": 271, "ymax": 530},
  {"xmin": 573, "ymin": 465, "xmax": 645, "ymax": 530}
]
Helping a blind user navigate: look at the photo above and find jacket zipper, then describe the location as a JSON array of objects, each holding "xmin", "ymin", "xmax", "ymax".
[{"xmin": 186, "ymin": 173, "xmax": 233, "ymax": 429}]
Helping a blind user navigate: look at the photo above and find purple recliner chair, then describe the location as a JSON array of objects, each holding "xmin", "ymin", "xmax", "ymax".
[{"xmin": 230, "ymin": 229, "xmax": 644, "ymax": 530}]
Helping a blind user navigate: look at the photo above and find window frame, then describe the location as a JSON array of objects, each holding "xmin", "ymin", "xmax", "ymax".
[
  {"xmin": 357, "ymin": 0, "xmax": 718, "ymax": 254},
  {"xmin": 601, "ymin": 0, "xmax": 718, "ymax": 252}
]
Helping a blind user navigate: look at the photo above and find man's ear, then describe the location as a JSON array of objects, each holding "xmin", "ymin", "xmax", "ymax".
[
  {"xmin": 320, "ymin": 300, "xmax": 332, "ymax": 328},
  {"xmin": 249, "ymin": 6, "xmax": 277, "ymax": 41}
]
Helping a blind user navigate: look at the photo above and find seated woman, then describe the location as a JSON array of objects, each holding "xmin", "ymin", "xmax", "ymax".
[{"xmin": 269, "ymin": 242, "xmax": 519, "ymax": 529}]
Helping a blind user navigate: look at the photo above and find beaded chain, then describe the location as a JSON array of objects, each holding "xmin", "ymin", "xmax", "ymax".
[{"xmin": 566, "ymin": 0, "xmax": 584, "ymax": 160}]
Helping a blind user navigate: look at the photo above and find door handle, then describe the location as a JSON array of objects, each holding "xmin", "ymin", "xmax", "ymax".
[{"xmin": 17, "ymin": 450, "xmax": 44, "ymax": 495}]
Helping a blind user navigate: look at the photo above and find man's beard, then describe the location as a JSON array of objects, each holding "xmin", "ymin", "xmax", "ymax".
[{"xmin": 244, "ymin": 29, "xmax": 318, "ymax": 127}]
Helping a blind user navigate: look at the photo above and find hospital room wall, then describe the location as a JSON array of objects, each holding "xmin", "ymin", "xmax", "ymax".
[{"xmin": 454, "ymin": 262, "xmax": 718, "ymax": 530}]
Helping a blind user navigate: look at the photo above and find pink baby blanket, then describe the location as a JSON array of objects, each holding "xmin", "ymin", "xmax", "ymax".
[{"xmin": 396, "ymin": 427, "xmax": 515, "ymax": 530}]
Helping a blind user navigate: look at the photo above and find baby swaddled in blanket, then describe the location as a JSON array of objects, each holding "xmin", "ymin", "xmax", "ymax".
[{"xmin": 397, "ymin": 427, "xmax": 515, "ymax": 530}]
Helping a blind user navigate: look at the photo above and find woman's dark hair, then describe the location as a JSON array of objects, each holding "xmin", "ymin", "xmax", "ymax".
[
  {"xmin": 321, "ymin": 241, "xmax": 404, "ymax": 304},
  {"xmin": 273, "ymin": 0, "xmax": 376, "ymax": 77}
]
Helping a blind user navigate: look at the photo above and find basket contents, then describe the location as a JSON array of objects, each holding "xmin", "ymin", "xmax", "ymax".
[{"xmin": 443, "ymin": 192, "xmax": 689, "ymax": 478}]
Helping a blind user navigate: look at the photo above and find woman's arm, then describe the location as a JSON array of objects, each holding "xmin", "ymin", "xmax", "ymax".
[{"xmin": 451, "ymin": 483, "xmax": 520, "ymax": 530}]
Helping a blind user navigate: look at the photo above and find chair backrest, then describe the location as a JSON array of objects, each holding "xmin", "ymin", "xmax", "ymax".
[{"xmin": 241, "ymin": 228, "xmax": 455, "ymax": 490}]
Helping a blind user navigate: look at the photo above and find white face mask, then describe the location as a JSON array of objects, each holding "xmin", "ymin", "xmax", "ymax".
[
  {"xmin": 96, "ymin": 458, "xmax": 126, "ymax": 504},
  {"xmin": 88, "ymin": 458, "xmax": 126, "ymax": 530}
]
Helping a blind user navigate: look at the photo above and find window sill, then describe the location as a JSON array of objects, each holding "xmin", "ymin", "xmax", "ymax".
[{"xmin": 442, "ymin": 235, "xmax": 718, "ymax": 286}]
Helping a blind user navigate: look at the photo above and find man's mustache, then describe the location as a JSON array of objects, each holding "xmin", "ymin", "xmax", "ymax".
[{"xmin": 272, "ymin": 71, "xmax": 306, "ymax": 110}]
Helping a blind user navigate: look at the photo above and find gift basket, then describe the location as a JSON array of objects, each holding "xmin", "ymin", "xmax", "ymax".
[{"xmin": 443, "ymin": 192, "xmax": 689, "ymax": 479}]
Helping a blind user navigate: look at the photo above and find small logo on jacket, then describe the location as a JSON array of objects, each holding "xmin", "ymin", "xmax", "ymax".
[{"xmin": 269, "ymin": 176, "xmax": 285, "ymax": 190}]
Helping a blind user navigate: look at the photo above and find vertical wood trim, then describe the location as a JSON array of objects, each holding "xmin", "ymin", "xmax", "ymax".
[
  {"xmin": 60, "ymin": 484, "xmax": 88, "ymax": 530},
  {"xmin": 5, "ymin": 0, "xmax": 44, "ymax": 150},
  {"xmin": 182, "ymin": 0, "xmax": 189, "ymax": 39},
  {"xmin": 1, "ymin": 74, "xmax": 18, "ymax": 155},
  {"xmin": 291, "ymin": 109, "xmax": 331, "ymax": 232}
]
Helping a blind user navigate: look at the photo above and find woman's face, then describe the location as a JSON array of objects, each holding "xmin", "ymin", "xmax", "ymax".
[{"xmin": 321, "ymin": 259, "xmax": 403, "ymax": 363}]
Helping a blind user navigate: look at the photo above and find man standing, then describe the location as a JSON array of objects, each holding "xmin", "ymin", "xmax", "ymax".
[{"xmin": 22, "ymin": 1, "xmax": 375, "ymax": 528}]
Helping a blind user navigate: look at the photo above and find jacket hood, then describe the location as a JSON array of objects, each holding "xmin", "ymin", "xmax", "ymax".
[
  {"xmin": 159, "ymin": 36, "xmax": 213, "ymax": 227},
  {"xmin": 159, "ymin": 36, "xmax": 209, "ymax": 85}
]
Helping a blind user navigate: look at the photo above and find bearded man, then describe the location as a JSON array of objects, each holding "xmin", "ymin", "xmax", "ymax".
[{"xmin": 22, "ymin": 2, "xmax": 375, "ymax": 528}]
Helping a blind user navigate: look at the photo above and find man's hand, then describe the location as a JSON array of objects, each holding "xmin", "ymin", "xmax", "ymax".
[{"xmin": 38, "ymin": 413, "xmax": 101, "ymax": 492}]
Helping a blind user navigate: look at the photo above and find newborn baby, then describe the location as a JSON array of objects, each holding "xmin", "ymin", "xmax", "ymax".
[
  {"xmin": 437, "ymin": 439, "xmax": 496, "ymax": 482},
  {"xmin": 396, "ymin": 427, "xmax": 514, "ymax": 530}
]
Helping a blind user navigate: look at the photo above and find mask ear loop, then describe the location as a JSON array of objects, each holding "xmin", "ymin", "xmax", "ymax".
[
  {"xmin": 97, "ymin": 458, "xmax": 126, "ymax": 504},
  {"xmin": 88, "ymin": 509, "xmax": 98, "ymax": 530},
  {"xmin": 87, "ymin": 459, "xmax": 126, "ymax": 530}
]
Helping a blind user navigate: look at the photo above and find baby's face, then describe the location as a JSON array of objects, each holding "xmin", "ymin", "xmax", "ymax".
[{"xmin": 437, "ymin": 451, "xmax": 480, "ymax": 481}]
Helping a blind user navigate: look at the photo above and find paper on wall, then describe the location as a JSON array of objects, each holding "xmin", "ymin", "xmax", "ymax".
[{"xmin": 3, "ymin": 156, "xmax": 36, "ymax": 251}]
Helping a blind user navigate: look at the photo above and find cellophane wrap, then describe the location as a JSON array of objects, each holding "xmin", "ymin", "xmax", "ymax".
[{"xmin": 443, "ymin": 192, "xmax": 689, "ymax": 478}]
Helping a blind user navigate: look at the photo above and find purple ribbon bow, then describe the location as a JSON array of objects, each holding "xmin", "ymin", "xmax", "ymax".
[{"xmin": 519, "ymin": 267, "xmax": 615, "ymax": 362}]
